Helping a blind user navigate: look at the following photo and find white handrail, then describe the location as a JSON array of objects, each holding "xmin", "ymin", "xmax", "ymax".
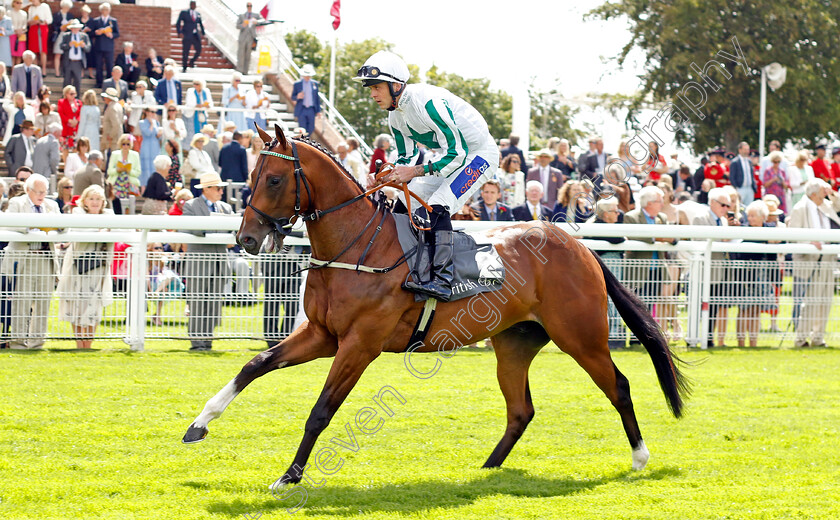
[{"xmin": 2, "ymin": 215, "xmax": 839, "ymax": 250}]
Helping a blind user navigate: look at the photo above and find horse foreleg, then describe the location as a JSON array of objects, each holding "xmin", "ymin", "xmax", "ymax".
[
  {"xmin": 274, "ymin": 341, "xmax": 380, "ymax": 485},
  {"xmin": 483, "ymin": 325, "xmax": 544, "ymax": 468},
  {"xmin": 182, "ymin": 322, "xmax": 338, "ymax": 444}
]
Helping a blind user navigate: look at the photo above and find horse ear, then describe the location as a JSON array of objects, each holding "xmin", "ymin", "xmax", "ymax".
[
  {"xmin": 255, "ymin": 123, "xmax": 272, "ymax": 144},
  {"xmin": 274, "ymin": 124, "xmax": 287, "ymax": 148}
]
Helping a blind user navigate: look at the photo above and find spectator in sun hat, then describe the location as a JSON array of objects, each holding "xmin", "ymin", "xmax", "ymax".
[
  {"xmin": 180, "ymin": 171, "xmax": 234, "ymax": 351},
  {"xmin": 526, "ymin": 148, "xmax": 565, "ymax": 204},
  {"xmin": 291, "ymin": 63, "xmax": 321, "ymax": 136}
]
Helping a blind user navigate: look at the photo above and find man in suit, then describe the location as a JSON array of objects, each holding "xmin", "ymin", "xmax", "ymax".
[
  {"xmin": 500, "ymin": 134, "xmax": 527, "ymax": 172},
  {"xmin": 236, "ymin": 2, "xmax": 263, "ymax": 73},
  {"xmin": 788, "ymin": 179, "xmax": 840, "ymax": 348},
  {"xmin": 60, "ymin": 20, "xmax": 91, "ymax": 94},
  {"xmin": 176, "ymin": 1, "xmax": 205, "ymax": 72},
  {"xmin": 154, "ymin": 66, "xmax": 182, "ymax": 107},
  {"xmin": 691, "ymin": 187, "xmax": 732, "ymax": 347},
  {"xmin": 4, "ymin": 120, "xmax": 37, "ymax": 177},
  {"xmin": 115, "ymin": 41, "xmax": 140, "ymax": 90},
  {"xmin": 89, "ymin": 2, "xmax": 120, "ymax": 89},
  {"xmin": 512, "ymin": 180, "xmax": 553, "ymax": 221},
  {"xmin": 729, "ymin": 141, "xmax": 756, "ymax": 205},
  {"xmin": 11, "ymin": 51, "xmax": 44, "ymax": 100},
  {"xmin": 181, "ymin": 172, "xmax": 234, "ymax": 351},
  {"xmin": 32, "ymin": 123, "xmax": 61, "ymax": 178},
  {"xmin": 219, "ymin": 131, "xmax": 249, "ymax": 183},
  {"xmin": 471, "ymin": 179, "xmax": 513, "ymax": 221},
  {"xmin": 101, "ymin": 88, "xmax": 125, "ymax": 152},
  {"xmin": 73, "ymin": 151, "xmax": 106, "ymax": 195},
  {"xmin": 291, "ymin": 64, "xmax": 322, "ymax": 136},
  {"xmin": 526, "ymin": 149, "xmax": 565, "ymax": 204},
  {"xmin": 103, "ymin": 66, "xmax": 129, "ymax": 101},
  {"xmin": 1, "ymin": 174, "xmax": 60, "ymax": 349},
  {"xmin": 580, "ymin": 136, "xmax": 610, "ymax": 182},
  {"xmin": 201, "ymin": 125, "xmax": 221, "ymax": 173},
  {"xmin": 577, "ymin": 137, "xmax": 598, "ymax": 179}
]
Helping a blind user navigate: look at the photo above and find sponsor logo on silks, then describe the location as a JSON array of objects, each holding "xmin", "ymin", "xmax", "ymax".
[{"xmin": 449, "ymin": 156, "xmax": 489, "ymax": 197}]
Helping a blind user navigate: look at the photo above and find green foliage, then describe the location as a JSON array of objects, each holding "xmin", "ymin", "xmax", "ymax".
[
  {"xmin": 2, "ymin": 348, "xmax": 840, "ymax": 519},
  {"xmin": 426, "ymin": 65, "xmax": 512, "ymax": 141},
  {"xmin": 284, "ymin": 29, "xmax": 325, "ymax": 71},
  {"xmin": 587, "ymin": 0, "xmax": 840, "ymax": 153},
  {"xmin": 529, "ymin": 86, "xmax": 586, "ymax": 150}
]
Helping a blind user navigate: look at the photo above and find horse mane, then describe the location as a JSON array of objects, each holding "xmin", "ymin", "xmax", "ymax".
[{"xmin": 292, "ymin": 136, "xmax": 369, "ymax": 196}]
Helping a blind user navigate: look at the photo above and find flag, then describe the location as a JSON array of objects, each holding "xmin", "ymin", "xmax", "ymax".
[
  {"xmin": 330, "ymin": 0, "xmax": 341, "ymax": 30},
  {"xmin": 260, "ymin": 0, "xmax": 274, "ymax": 20}
]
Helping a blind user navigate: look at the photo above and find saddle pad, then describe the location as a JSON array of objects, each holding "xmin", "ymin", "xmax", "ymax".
[{"xmin": 393, "ymin": 213, "xmax": 506, "ymax": 302}]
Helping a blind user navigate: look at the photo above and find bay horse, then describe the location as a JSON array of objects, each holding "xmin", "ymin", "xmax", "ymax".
[{"xmin": 182, "ymin": 125, "xmax": 689, "ymax": 484}]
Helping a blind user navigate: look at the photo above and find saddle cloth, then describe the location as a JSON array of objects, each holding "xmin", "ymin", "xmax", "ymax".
[{"xmin": 393, "ymin": 213, "xmax": 505, "ymax": 302}]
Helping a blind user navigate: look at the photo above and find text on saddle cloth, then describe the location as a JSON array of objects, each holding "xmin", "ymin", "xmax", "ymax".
[{"xmin": 392, "ymin": 213, "xmax": 506, "ymax": 303}]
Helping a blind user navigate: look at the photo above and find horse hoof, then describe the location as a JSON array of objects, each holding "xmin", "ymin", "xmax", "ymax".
[
  {"xmin": 182, "ymin": 424, "xmax": 209, "ymax": 444},
  {"xmin": 269, "ymin": 473, "xmax": 300, "ymax": 494}
]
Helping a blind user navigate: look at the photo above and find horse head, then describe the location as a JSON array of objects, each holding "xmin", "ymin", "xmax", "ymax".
[{"xmin": 237, "ymin": 124, "xmax": 308, "ymax": 255}]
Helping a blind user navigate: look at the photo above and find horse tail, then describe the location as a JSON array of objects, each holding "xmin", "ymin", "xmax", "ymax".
[{"xmin": 591, "ymin": 250, "xmax": 691, "ymax": 418}]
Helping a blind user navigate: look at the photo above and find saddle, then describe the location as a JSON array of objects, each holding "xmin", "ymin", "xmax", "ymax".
[{"xmin": 393, "ymin": 213, "xmax": 505, "ymax": 302}]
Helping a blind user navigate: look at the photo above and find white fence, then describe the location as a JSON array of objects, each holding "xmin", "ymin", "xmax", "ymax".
[{"xmin": 1, "ymin": 214, "xmax": 839, "ymax": 350}]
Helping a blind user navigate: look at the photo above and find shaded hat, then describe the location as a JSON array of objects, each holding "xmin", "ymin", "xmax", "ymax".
[
  {"xmin": 300, "ymin": 64, "xmax": 316, "ymax": 76},
  {"xmin": 190, "ymin": 133, "xmax": 209, "ymax": 147},
  {"xmin": 101, "ymin": 88, "xmax": 120, "ymax": 101},
  {"xmin": 195, "ymin": 172, "xmax": 229, "ymax": 189},
  {"xmin": 833, "ymin": 148, "xmax": 840, "ymax": 157},
  {"xmin": 201, "ymin": 123, "xmax": 216, "ymax": 135},
  {"xmin": 81, "ymin": 4, "xmax": 91, "ymax": 13},
  {"xmin": 67, "ymin": 19, "xmax": 85, "ymax": 30},
  {"xmin": 763, "ymin": 198, "xmax": 783, "ymax": 216},
  {"xmin": 815, "ymin": 143, "xmax": 826, "ymax": 150},
  {"xmin": 710, "ymin": 148, "xmax": 725, "ymax": 156},
  {"xmin": 536, "ymin": 149, "xmax": 554, "ymax": 158},
  {"xmin": 19, "ymin": 119, "xmax": 34, "ymax": 130}
]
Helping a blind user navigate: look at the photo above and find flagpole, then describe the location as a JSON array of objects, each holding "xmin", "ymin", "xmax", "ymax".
[{"xmin": 329, "ymin": 33, "xmax": 337, "ymax": 120}]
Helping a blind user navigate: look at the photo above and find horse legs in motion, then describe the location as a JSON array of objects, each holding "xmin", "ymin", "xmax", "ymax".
[{"xmin": 183, "ymin": 322, "xmax": 338, "ymax": 443}]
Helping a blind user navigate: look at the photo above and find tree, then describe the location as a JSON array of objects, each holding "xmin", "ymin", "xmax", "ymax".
[
  {"xmin": 285, "ymin": 30, "xmax": 325, "ymax": 71},
  {"xmin": 587, "ymin": 0, "xmax": 840, "ymax": 153},
  {"xmin": 425, "ymin": 65, "xmax": 512, "ymax": 141},
  {"xmin": 528, "ymin": 86, "xmax": 585, "ymax": 150}
]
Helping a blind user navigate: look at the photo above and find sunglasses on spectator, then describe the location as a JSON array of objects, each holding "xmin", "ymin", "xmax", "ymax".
[
  {"xmin": 63, "ymin": 186, "xmax": 73, "ymax": 189},
  {"xmin": 153, "ymin": 246, "xmax": 164, "ymax": 250},
  {"xmin": 715, "ymin": 200, "xmax": 731, "ymax": 208},
  {"xmin": 121, "ymin": 143, "xmax": 131, "ymax": 147}
]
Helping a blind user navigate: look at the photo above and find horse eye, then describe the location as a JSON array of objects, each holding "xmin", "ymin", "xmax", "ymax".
[{"xmin": 269, "ymin": 177, "xmax": 280, "ymax": 186}]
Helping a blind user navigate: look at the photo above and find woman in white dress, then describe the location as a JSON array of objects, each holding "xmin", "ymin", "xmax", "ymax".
[
  {"xmin": 127, "ymin": 79, "xmax": 156, "ymax": 136},
  {"xmin": 186, "ymin": 133, "xmax": 215, "ymax": 179},
  {"xmin": 183, "ymin": 78, "xmax": 213, "ymax": 148},
  {"xmin": 57, "ymin": 185, "xmax": 114, "ymax": 349},
  {"xmin": 787, "ymin": 151, "xmax": 813, "ymax": 207},
  {"xmin": 64, "ymin": 136, "xmax": 90, "ymax": 180},
  {"xmin": 77, "ymin": 89, "xmax": 101, "ymax": 151},
  {"xmin": 162, "ymin": 102, "xmax": 187, "ymax": 152}
]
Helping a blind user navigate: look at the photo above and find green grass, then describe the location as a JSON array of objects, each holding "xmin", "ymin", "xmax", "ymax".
[{"xmin": 2, "ymin": 346, "xmax": 839, "ymax": 519}]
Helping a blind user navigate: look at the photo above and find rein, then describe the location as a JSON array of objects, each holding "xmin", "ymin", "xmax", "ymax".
[{"xmin": 247, "ymin": 139, "xmax": 426, "ymax": 273}]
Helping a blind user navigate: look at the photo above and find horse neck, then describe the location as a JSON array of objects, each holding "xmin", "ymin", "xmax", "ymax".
[{"xmin": 298, "ymin": 149, "xmax": 381, "ymax": 261}]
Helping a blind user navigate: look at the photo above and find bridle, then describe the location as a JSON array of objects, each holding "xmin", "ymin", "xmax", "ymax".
[{"xmin": 246, "ymin": 138, "xmax": 419, "ymax": 273}]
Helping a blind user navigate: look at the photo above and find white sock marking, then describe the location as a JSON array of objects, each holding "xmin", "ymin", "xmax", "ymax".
[
  {"xmin": 193, "ymin": 379, "xmax": 240, "ymax": 429},
  {"xmin": 632, "ymin": 440, "xmax": 649, "ymax": 470}
]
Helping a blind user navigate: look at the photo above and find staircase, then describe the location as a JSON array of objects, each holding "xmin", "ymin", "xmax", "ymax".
[{"xmin": 167, "ymin": 27, "xmax": 234, "ymax": 70}]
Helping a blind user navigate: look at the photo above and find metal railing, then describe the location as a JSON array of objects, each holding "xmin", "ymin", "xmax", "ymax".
[{"xmin": 1, "ymin": 215, "xmax": 839, "ymax": 350}]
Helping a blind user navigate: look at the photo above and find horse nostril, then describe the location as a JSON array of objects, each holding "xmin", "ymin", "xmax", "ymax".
[{"xmin": 239, "ymin": 236, "xmax": 256, "ymax": 249}]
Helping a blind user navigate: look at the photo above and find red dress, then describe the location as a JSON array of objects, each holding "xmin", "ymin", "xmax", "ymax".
[
  {"xmin": 645, "ymin": 154, "xmax": 667, "ymax": 183},
  {"xmin": 704, "ymin": 161, "xmax": 729, "ymax": 187},
  {"xmin": 57, "ymin": 98, "xmax": 83, "ymax": 148},
  {"xmin": 28, "ymin": 23, "xmax": 49, "ymax": 54},
  {"xmin": 830, "ymin": 163, "xmax": 840, "ymax": 189},
  {"xmin": 810, "ymin": 158, "xmax": 831, "ymax": 186},
  {"xmin": 369, "ymin": 148, "xmax": 387, "ymax": 174}
]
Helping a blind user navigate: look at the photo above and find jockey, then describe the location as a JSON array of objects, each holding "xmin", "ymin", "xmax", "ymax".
[{"xmin": 354, "ymin": 50, "xmax": 498, "ymax": 301}]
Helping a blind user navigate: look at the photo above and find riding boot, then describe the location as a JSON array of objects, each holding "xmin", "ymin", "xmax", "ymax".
[{"xmin": 403, "ymin": 230, "xmax": 454, "ymax": 302}]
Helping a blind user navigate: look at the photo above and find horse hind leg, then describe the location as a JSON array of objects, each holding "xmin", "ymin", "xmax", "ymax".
[
  {"xmin": 546, "ymin": 315, "xmax": 648, "ymax": 470},
  {"xmin": 483, "ymin": 321, "xmax": 549, "ymax": 468},
  {"xmin": 183, "ymin": 323, "xmax": 338, "ymax": 443}
]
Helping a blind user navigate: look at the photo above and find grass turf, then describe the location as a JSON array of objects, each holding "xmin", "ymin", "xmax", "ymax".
[{"xmin": 1, "ymin": 346, "xmax": 839, "ymax": 519}]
